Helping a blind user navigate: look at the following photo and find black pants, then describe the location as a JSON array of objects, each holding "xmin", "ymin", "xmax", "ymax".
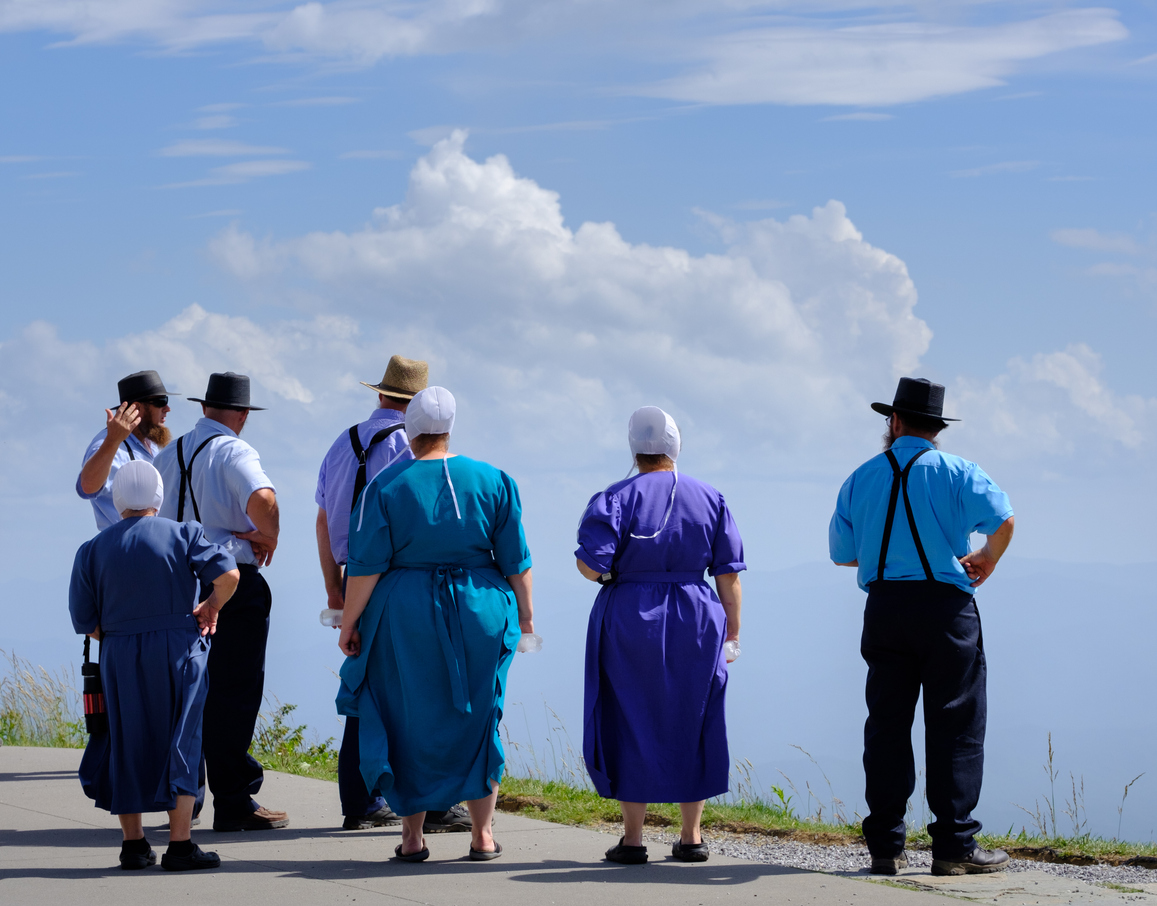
[
  {"xmin": 861, "ymin": 580, "xmax": 986, "ymax": 861},
  {"xmin": 199, "ymin": 564, "xmax": 271, "ymax": 818}
]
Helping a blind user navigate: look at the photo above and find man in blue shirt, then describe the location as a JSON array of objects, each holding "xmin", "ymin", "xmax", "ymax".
[
  {"xmin": 155, "ymin": 372, "xmax": 288, "ymax": 833},
  {"xmin": 76, "ymin": 370, "xmax": 176, "ymax": 531},
  {"xmin": 314, "ymin": 355, "xmax": 471, "ymax": 835},
  {"xmin": 830, "ymin": 378, "xmax": 1014, "ymax": 878}
]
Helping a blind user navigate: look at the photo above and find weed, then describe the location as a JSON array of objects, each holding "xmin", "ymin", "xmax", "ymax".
[
  {"xmin": 249, "ymin": 700, "xmax": 338, "ymax": 781},
  {"xmin": 0, "ymin": 650, "xmax": 86, "ymax": 748}
]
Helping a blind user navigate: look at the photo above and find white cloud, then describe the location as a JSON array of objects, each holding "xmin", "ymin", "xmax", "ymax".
[
  {"xmin": 191, "ymin": 115, "xmax": 239, "ymax": 130},
  {"xmin": 0, "ymin": 3, "xmax": 1130, "ymax": 108},
  {"xmin": 950, "ymin": 160, "xmax": 1038, "ymax": 178},
  {"xmin": 23, "ymin": 170, "xmax": 80, "ymax": 179},
  {"xmin": 641, "ymin": 10, "xmax": 1126, "ymax": 106},
  {"xmin": 1050, "ymin": 228, "xmax": 1141, "ymax": 255},
  {"xmin": 166, "ymin": 159, "xmax": 311, "ymax": 188},
  {"xmin": 0, "ymin": 155, "xmax": 42, "ymax": 163},
  {"xmin": 160, "ymin": 139, "xmax": 290, "ymax": 157}
]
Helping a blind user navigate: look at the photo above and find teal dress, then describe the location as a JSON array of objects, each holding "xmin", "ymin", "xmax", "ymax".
[{"xmin": 337, "ymin": 456, "xmax": 532, "ymax": 815}]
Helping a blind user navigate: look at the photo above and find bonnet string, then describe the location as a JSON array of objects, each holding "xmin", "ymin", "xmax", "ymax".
[
  {"xmin": 355, "ymin": 438, "xmax": 412, "ymax": 532},
  {"xmin": 443, "ymin": 455, "xmax": 462, "ymax": 520},
  {"xmin": 629, "ymin": 464, "xmax": 678, "ymax": 540}
]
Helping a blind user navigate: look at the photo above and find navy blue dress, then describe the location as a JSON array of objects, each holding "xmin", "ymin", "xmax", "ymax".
[{"xmin": 69, "ymin": 516, "xmax": 236, "ymax": 815}]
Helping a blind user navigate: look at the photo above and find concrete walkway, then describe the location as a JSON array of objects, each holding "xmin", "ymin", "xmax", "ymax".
[{"xmin": 2, "ymin": 746, "xmax": 1154, "ymax": 906}]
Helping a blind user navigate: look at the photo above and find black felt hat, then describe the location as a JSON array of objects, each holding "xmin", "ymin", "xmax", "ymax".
[
  {"xmin": 871, "ymin": 377, "xmax": 959, "ymax": 422},
  {"xmin": 187, "ymin": 372, "xmax": 266, "ymax": 411},
  {"xmin": 116, "ymin": 370, "xmax": 178, "ymax": 406}
]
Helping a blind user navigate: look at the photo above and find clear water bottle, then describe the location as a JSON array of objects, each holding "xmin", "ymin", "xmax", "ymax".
[
  {"xmin": 320, "ymin": 609, "xmax": 343, "ymax": 628},
  {"xmin": 517, "ymin": 633, "xmax": 543, "ymax": 653},
  {"xmin": 723, "ymin": 639, "xmax": 741, "ymax": 663}
]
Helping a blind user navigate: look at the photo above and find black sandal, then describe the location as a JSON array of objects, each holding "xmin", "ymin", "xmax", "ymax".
[
  {"xmin": 394, "ymin": 843, "xmax": 430, "ymax": 862},
  {"xmin": 672, "ymin": 840, "xmax": 709, "ymax": 862},
  {"xmin": 605, "ymin": 836, "xmax": 648, "ymax": 864},
  {"xmin": 469, "ymin": 842, "xmax": 503, "ymax": 861}
]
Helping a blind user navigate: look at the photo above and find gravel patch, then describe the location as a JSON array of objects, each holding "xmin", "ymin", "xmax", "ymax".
[{"xmin": 632, "ymin": 828, "xmax": 1157, "ymax": 887}]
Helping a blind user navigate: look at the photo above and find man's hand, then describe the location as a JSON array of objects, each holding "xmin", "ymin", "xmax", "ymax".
[
  {"xmin": 327, "ymin": 587, "xmax": 345, "ymax": 612},
  {"xmin": 193, "ymin": 598, "xmax": 220, "ymax": 636},
  {"xmin": 106, "ymin": 402, "xmax": 140, "ymax": 444},
  {"xmin": 339, "ymin": 623, "xmax": 361, "ymax": 657},
  {"xmin": 234, "ymin": 528, "xmax": 277, "ymax": 566},
  {"xmin": 959, "ymin": 516, "xmax": 1014, "ymax": 588}
]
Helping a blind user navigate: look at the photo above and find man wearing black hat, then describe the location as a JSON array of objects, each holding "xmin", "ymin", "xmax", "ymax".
[
  {"xmin": 154, "ymin": 372, "xmax": 289, "ymax": 832},
  {"xmin": 77, "ymin": 370, "xmax": 177, "ymax": 531},
  {"xmin": 829, "ymin": 378, "xmax": 1015, "ymax": 878}
]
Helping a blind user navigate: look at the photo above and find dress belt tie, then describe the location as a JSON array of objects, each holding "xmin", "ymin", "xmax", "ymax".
[
  {"xmin": 431, "ymin": 567, "xmax": 471, "ymax": 715},
  {"xmin": 615, "ymin": 571, "xmax": 704, "ymax": 584}
]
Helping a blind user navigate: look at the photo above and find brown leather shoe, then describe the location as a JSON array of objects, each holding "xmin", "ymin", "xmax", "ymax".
[
  {"xmin": 931, "ymin": 847, "xmax": 1009, "ymax": 876},
  {"xmin": 214, "ymin": 805, "xmax": 290, "ymax": 832}
]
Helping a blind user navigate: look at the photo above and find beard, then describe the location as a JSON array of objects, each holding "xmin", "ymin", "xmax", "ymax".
[
  {"xmin": 145, "ymin": 423, "xmax": 172, "ymax": 448},
  {"xmin": 882, "ymin": 425, "xmax": 895, "ymax": 451}
]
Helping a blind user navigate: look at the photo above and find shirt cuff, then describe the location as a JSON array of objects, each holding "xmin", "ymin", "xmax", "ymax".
[
  {"xmin": 499, "ymin": 554, "xmax": 532, "ymax": 577},
  {"xmin": 75, "ymin": 475, "xmax": 101, "ymax": 501},
  {"xmin": 575, "ymin": 548, "xmax": 609, "ymax": 575},
  {"xmin": 708, "ymin": 562, "xmax": 746, "ymax": 577},
  {"xmin": 346, "ymin": 560, "xmax": 389, "ymax": 577}
]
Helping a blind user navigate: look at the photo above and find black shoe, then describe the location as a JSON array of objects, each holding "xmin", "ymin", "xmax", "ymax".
[
  {"xmin": 213, "ymin": 804, "xmax": 289, "ymax": 832},
  {"xmin": 161, "ymin": 843, "xmax": 221, "ymax": 871},
  {"xmin": 931, "ymin": 847, "xmax": 1009, "ymax": 876},
  {"xmin": 605, "ymin": 836, "xmax": 648, "ymax": 864},
  {"xmin": 424, "ymin": 803, "xmax": 471, "ymax": 833},
  {"xmin": 672, "ymin": 840, "xmax": 709, "ymax": 863},
  {"xmin": 869, "ymin": 853, "xmax": 908, "ymax": 875},
  {"xmin": 119, "ymin": 841, "xmax": 156, "ymax": 871},
  {"xmin": 343, "ymin": 803, "xmax": 402, "ymax": 830}
]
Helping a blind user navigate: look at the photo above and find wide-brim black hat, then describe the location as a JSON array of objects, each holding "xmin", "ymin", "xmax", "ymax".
[
  {"xmin": 115, "ymin": 370, "xmax": 179, "ymax": 407},
  {"xmin": 871, "ymin": 376, "xmax": 959, "ymax": 422},
  {"xmin": 187, "ymin": 372, "xmax": 266, "ymax": 410}
]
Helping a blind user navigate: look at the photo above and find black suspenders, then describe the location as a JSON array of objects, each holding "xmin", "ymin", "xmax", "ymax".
[
  {"xmin": 122, "ymin": 440, "xmax": 135, "ymax": 460},
  {"xmin": 349, "ymin": 423, "xmax": 406, "ymax": 510},
  {"xmin": 877, "ymin": 447, "xmax": 936, "ymax": 583},
  {"xmin": 176, "ymin": 434, "xmax": 217, "ymax": 523}
]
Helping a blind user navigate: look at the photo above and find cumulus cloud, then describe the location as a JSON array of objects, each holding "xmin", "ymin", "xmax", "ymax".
[{"xmin": 0, "ymin": 3, "xmax": 1130, "ymax": 108}]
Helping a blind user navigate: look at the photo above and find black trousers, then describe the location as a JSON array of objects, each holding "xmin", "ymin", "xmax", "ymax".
[
  {"xmin": 861, "ymin": 580, "xmax": 986, "ymax": 861},
  {"xmin": 200, "ymin": 564, "xmax": 271, "ymax": 818}
]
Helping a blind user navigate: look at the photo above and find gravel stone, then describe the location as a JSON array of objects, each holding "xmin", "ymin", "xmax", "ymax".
[{"xmin": 636, "ymin": 828, "xmax": 1157, "ymax": 887}]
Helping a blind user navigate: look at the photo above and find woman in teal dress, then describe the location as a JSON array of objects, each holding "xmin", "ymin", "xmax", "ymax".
[{"xmin": 337, "ymin": 386, "xmax": 535, "ymax": 863}]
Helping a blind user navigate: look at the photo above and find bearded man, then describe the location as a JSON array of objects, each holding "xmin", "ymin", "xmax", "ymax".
[
  {"xmin": 77, "ymin": 370, "xmax": 177, "ymax": 531},
  {"xmin": 829, "ymin": 377, "xmax": 1015, "ymax": 878}
]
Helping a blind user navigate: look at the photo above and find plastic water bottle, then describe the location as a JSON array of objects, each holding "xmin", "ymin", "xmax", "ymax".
[
  {"xmin": 723, "ymin": 639, "xmax": 741, "ymax": 663},
  {"xmin": 517, "ymin": 633, "xmax": 543, "ymax": 653},
  {"xmin": 320, "ymin": 609, "xmax": 343, "ymax": 628}
]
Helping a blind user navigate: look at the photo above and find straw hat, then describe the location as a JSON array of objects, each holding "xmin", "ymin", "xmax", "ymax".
[{"xmin": 360, "ymin": 355, "xmax": 429, "ymax": 401}]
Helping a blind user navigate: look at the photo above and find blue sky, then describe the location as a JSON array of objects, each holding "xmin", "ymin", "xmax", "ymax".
[{"xmin": 2, "ymin": 0, "xmax": 1156, "ymax": 839}]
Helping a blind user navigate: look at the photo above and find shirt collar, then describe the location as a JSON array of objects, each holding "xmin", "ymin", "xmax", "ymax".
[
  {"xmin": 197, "ymin": 416, "xmax": 239, "ymax": 439},
  {"xmin": 369, "ymin": 408, "xmax": 405, "ymax": 424},
  {"xmin": 890, "ymin": 435, "xmax": 936, "ymax": 451}
]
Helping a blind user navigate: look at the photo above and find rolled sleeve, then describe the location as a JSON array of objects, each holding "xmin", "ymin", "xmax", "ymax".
[
  {"xmin": 492, "ymin": 471, "xmax": 532, "ymax": 576},
  {"xmin": 347, "ymin": 487, "xmax": 393, "ymax": 576},
  {"xmin": 961, "ymin": 464, "xmax": 1014, "ymax": 535},
  {"xmin": 829, "ymin": 476, "xmax": 857, "ymax": 564},
  {"xmin": 575, "ymin": 491, "xmax": 621, "ymax": 574},
  {"xmin": 707, "ymin": 495, "xmax": 746, "ymax": 576},
  {"xmin": 226, "ymin": 445, "xmax": 275, "ymax": 507},
  {"xmin": 68, "ymin": 544, "xmax": 99, "ymax": 635},
  {"xmin": 184, "ymin": 523, "xmax": 238, "ymax": 585}
]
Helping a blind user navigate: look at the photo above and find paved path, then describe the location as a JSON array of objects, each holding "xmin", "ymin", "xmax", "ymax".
[{"xmin": 2, "ymin": 746, "xmax": 1154, "ymax": 905}]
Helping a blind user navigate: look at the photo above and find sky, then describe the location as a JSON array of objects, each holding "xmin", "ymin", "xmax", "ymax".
[{"xmin": 2, "ymin": 0, "xmax": 1155, "ymax": 840}]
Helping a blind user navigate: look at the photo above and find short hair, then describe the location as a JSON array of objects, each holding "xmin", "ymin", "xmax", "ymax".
[
  {"xmin": 635, "ymin": 453, "xmax": 674, "ymax": 470},
  {"xmin": 895, "ymin": 411, "xmax": 949, "ymax": 435}
]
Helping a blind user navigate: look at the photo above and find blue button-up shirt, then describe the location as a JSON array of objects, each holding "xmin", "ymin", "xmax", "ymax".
[
  {"xmin": 829, "ymin": 436, "xmax": 1013, "ymax": 594},
  {"xmin": 154, "ymin": 417, "xmax": 276, "ymax": 568},
  {"xmin": 76, "ymin": 429, "xmax": 159, "ymax": 531},
  {"xmin": 315, "ymin": 407, "xmax": 412, "ymax": 565}
]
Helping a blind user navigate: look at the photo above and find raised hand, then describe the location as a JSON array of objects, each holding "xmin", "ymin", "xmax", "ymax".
[
  {"xmin": 233, "ymin": 528, "xmax": 277, "ymax": 566},
  {"xmin": 105, "ymin": 402, "xmax": 141, "ymax": 443}
]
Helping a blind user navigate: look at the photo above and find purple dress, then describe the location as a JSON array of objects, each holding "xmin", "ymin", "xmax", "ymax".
[{"xmin": 576, "ymin": 470, "xmax": 746, "ymax": 803}]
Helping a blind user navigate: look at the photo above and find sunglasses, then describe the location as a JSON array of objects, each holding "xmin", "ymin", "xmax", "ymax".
[{"xmin": 136, "ymin": 396, "xmax": 169, "ymax": 408}]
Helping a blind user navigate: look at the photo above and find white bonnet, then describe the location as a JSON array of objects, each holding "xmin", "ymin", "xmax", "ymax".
[
  {"xmin": 112, "ymin": 460, "xmax": 165, "ymax": 515},
  {"xmin": 628, "ymin": 406, "xmax": 680, "ymax": 462},
  {"xmin": 405, "ymin": 386, "xmax": 456, "ymax": 438}
]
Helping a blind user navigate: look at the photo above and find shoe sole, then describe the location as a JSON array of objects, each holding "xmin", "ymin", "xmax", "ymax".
[
  {"xmin": 161, "ymin": 858, "xmax": 220, "ymax": 871},
  {"xmin": 424, "ymin": 823, "xmax": 470, "ymax": 834},
  {"xmin": 119, "ymin": 855, "xmax": 157, "ymax": 870},
  {"xmin": 931, "ymin": 861, "xmax": 1008, "ymax": 876},
  {"xmin": 869, "ymin": 857, "xmax": 908, "ymax": 875},
  {"xmin": 213, "ymin": 819, "xmax": 290, "ymax": 832}
]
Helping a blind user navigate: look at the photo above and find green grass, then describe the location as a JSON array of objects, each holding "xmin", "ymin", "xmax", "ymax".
[{"xmin": 5, "ymin": 653, "xmax": 1156, "ymax": 867}]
